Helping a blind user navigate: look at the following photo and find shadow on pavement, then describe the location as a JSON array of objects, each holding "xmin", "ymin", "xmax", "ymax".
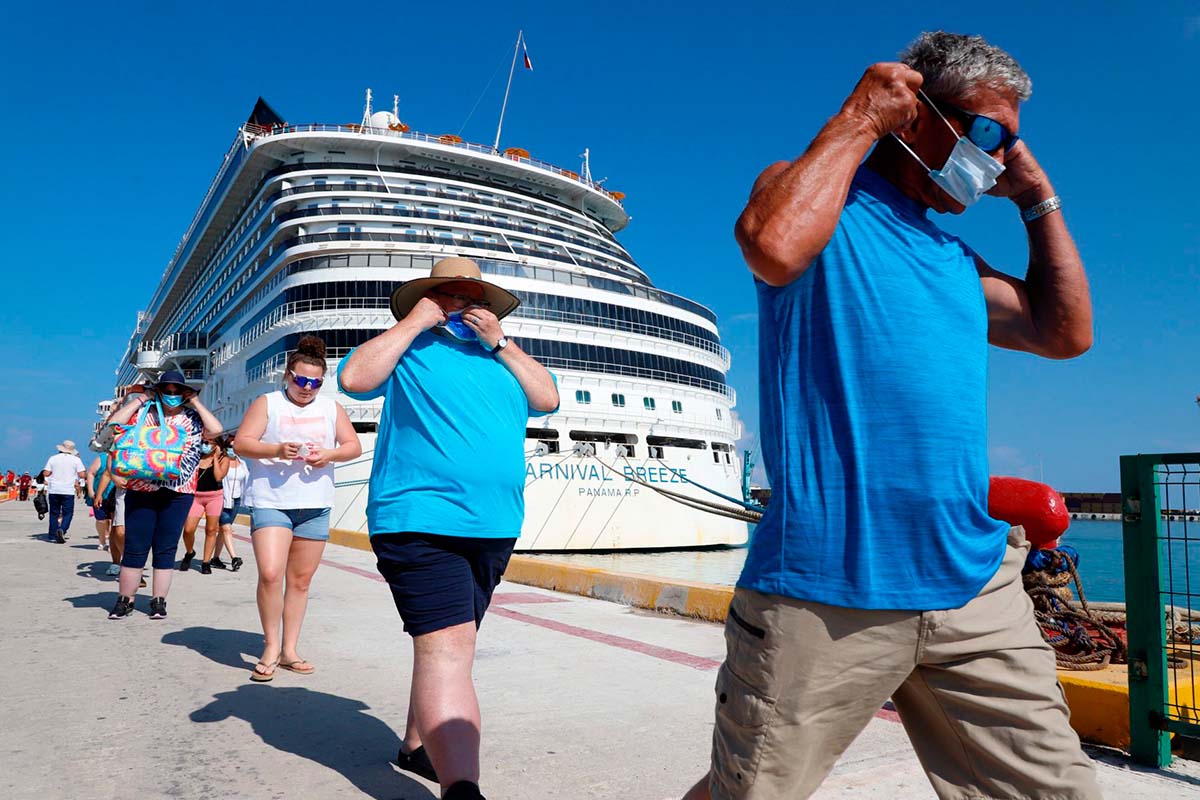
[
  {"xmin": 64, "ymin": 591, "xmax": 121, "ymax": 613},
  {"xmin": 162, "ymin": 626, "xmax": 265, "ymax": 671},
  {"xmin": 191, "ymin": 685, "xmax": 433, "ymax": 799},
  {"xmin": 75, "ymin": 561, "xmax": 117, "ymax": 580}
]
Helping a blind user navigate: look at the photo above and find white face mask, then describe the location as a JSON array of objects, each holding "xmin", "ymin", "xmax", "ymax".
[{"xmin": 891, "ymin": 91, "xmax": 1005, "ymax": 208}]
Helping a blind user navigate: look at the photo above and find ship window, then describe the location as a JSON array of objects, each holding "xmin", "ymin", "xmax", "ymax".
[
  {"xmin": 646, "ymin": 435, "xmax": 705, "ymax": 450},
  {"xmin": 725, "ymin": 453, "xmax": 732, "ymax": 464},
  {"xmin": 569, "ymin": 431, "xmax": 638, "ymax": 444},
  {"xmin": 649, "ymin": 446, "xmax": 665, "ymax": 459},
  {"xmin": 352, "ymin": 422, "xmax": 377, "ymax": 433},
  {"xmin": 671, "ymin": 401, "xmax": 683, "ymax": 414},
  {"xmin": 575, "ymin": 390, "xmax": 591, "ymax": 404},
  {"xmin": 715, "ymin": 408, "xmax": 723, "ymax": 420},
  {"xmin": 643, "ymin": 397, "xmax": 656, "ymax": 411},
  {"xmin": 713, "ymin": 451, "xmax": 721, "ymax": 464},
  {"xmin": 525, "ymin": 428, "xmax": 560, "ymax": 440},
  {"xmin": 611, "ymin": 393, "xmax": 625, "ymax": 408}
]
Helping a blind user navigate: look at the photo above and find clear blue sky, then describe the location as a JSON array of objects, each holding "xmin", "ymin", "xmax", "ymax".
[{"xmin": 2, "ymin": 2, "xmax": 1197, "ymax": 490}]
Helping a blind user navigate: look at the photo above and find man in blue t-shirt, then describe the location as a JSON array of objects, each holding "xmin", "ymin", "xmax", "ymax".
[
  {"xmin": 340, "ymin": 256, "xmax": 558, "ymax": 800},
  {"xmin": 684, "ymin": 32, "xmax": 1099, "ymax": 800}
]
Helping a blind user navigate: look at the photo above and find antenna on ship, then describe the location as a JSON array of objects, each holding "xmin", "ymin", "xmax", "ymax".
[
  {"xmin": 493, "ymin": 30, "xmax": 526, "ymax": 153},
  {"xmin": 580, "ymin": 148, "xmax": 592, "ymax": 183},
  {"xmin": 393, "ymin": 94, "xmax": 399, "ymax": 119},
  {"xmin": 360, "ymin": 88, "xmax": 373, "ymax": 128}
]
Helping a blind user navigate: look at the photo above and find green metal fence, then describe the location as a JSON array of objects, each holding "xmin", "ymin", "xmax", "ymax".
[{"xmin": 1121, "ymin": 453, "xmax": 1200, "ymax": 766}]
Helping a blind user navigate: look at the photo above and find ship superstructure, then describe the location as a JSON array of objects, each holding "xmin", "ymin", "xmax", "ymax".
[{"xmin": 102, "ymin": 97, "xmax": 748, "ymax": 550}]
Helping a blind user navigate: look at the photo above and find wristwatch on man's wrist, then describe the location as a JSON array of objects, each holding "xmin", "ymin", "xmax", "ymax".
[{"xmin": 489, "ymin": 336, "xmax": 510, "ymax": 355}]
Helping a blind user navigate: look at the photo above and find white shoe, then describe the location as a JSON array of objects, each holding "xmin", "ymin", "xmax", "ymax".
[{"xmin": 106, "ymin": 563, "xmax": 121, "ymax": 576}]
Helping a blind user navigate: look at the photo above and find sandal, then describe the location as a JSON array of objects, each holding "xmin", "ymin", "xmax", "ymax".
[
  {"xmin": 249, "ymin": 660, "xmax": 279, "ymax": 682},
  {"xmin": 279, "ymin": 658, "xmax": 315, "ymax": 674}
]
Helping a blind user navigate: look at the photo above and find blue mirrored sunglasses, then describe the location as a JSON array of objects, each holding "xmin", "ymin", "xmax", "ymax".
[
  {"xmin": 289, "ymin": 371, "xmax": 324, "ymax": 390},
  {"xmin": 939, "ymin": 101, "xmax": 1020, "ymax": 154}
]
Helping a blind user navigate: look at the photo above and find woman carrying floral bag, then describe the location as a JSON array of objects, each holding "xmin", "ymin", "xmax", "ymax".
[{"xmin": 105, "ymin": 370, "xmax": 222, "ymax": 619}]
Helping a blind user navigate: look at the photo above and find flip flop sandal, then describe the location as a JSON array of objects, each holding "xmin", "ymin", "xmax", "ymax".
[
  {"xmin": 279, "ymin": 659, "xmax": 315, "ymax": 674},
  {"xmin": 250, "ymin": 660, "xmax": 279, "ymax": 682}
]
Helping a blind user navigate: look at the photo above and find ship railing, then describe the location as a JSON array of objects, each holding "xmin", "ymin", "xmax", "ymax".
[
  {"xmin": 531, "ymin": 355, "xmax": 735, "ymax": 402},
  {"xmin": 272, "ymin": 203, "xmax": 637, "ymax": 267},
  {"xmin": 274, "ymin": 232, "xmax": 717, "ymax": 322},
  {"xmin": 247, "ymin": 123, "xmax": 626, "ymax": 206},
  {"xmin": 264, "ymin": 159, "xmax": 625, "ymax": 246},
  {"xmin": 1120, "ymin": 452, "xmax": 1200, "ymax": 768},
  {"xmin": 239, "ymin": 296, "xmax": 728, "ymax": 368},
  {"xmin": 510, "ymin": 307, "xmax": 731, "ymax": 365}
]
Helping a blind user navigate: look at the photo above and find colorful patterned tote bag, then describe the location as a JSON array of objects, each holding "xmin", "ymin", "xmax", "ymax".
[{"xmin": 111, "ymin": 398, "xmax": 186, "ymax": 482}]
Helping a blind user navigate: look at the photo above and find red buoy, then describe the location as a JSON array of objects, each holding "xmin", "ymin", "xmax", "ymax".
[{"xmin": 988, "ymin": 476, "xmax": 1070, "ymax": 550}]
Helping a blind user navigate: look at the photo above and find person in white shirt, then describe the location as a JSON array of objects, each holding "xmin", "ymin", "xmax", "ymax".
[
  {"xmin": 216, "ymin": 439, "xmax": 250, "ymax": 572},
  {"xmin": 43, "ymin": 440, "xmax": 87, "ymax": 543}
]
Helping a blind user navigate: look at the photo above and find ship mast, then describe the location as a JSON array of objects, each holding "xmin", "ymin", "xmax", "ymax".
[{"xmin": 492, "ymin": 31, "xmax": 523, "ymax": 153}]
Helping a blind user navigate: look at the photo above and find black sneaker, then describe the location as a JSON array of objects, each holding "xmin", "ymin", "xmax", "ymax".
[
  {"xmin": 230, "ymin": 557, "xmax": 243, "ymax": 572},
  {"xmin": 54, "ymin": 529, "xmax": 65, "ymax": 544},
  {"xmin": 200, "ymin": 561, "xmax": 212, "ymax": 575},
  {"xmin": 108, "ymin": 595, "xmax": 135, "ymax": 619},
  {"xmin": 149, "ymin": 597, "xmax": 167, "ymax": 619},
  {"xmin": 443, "ymin": 781, "xmax": 485, "ymax": 800},
  {"xmin": 178, "ymin": 551, "xmax": 195, "ymax": 571},
  {"xmin": 395, "ymin": 745, "xmax": 439, "ymax": 783}
]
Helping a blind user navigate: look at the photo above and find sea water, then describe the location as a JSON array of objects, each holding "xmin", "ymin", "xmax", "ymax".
[{"xmin": 533, "ymin": 520, "xmax": 1200, "ymax": 607}]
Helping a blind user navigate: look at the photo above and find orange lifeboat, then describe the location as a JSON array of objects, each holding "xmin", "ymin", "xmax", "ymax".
[
  {"xmin": 388, "ymin": 122, "xmax": 410, "ymax": 132},
  {"xmin": 439, "ymin": 134, "xmax": 463, "ymax": 144},
  {"xmin": 609, "ymin": 190, "xmax": 626, "ymax": 201},
  {"xmin": 503, "ymin": 147, "xmax": 530, "ymax": 159}
]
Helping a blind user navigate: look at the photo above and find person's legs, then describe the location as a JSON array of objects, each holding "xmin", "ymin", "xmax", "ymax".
[
  {"xmin": 48, "ymin": 494, "xmax": 67, "ymax": 537},
  {"xmin": 252, "ymin": 519, "xmax": 294, "ymax": 670},
  {"xmin": 94, "ymin": 506, "xmax": 111, "ymax": 549},
  {"xmin": 118, "ymin": 491, "xmax": 157, "ymax": 598},
  {"xmin": 280, "ymin": 536, "xmax": 326, "ymax": 665},
  {"xmin": 893, "ymin": 528, "xmax": 1101, "ymax": 800},
  {"xmin": 110, "ymin": 524, "xmax": 124, "ymax": 564},
  {"xmin": 148, "ymin": 491, "xmax": 192, "ymax": 600},
  {"xmin": 411, "ymin": 621, "xmax": 481, "ymax": 792},
  {"xmin": 689, "ymin": 589, "xmax": 921, "ymax": 800},
  {"xmin": 59, "ymin": 494, "xmax": 75, "ymax": 536},
  {"xmin": 179, "ymin": 507, "xmax": 201, "ymax": 569},
  {"xmin": 201, "ymin": 514, "xmax": 221, "ymax": 564}
]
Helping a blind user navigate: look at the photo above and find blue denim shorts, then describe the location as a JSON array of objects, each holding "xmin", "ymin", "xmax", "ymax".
[
  {"xmin": 250, "ymin": 507, "xmax": 331, "ymax": 541},
  {"xmin": 219, "ymin": 502, "xmax": 245, "ymax": 526}
]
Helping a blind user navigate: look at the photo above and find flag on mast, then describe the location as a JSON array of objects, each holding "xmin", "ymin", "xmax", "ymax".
[{"xmin": 522, "ymin": 37, "xmax": 533, "ymax": 70}]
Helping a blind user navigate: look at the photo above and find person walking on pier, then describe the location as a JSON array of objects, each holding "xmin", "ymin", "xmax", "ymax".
[
  {"xmin": 105, "ymin": 371, "xmax": 222, "ymax": 620},
  {"xmin": 684, "ymin": 32, "xmax": 1099, "ymax": 800},
  {"xmin": 87, "ymin": 453, "xmax": 116, "ymax": 551},
  {"xmin": 42, "ymin": 441, "xmax": 86, "ymax": 543},
  {"xmin": 234, "ymin": 335, "xmax": 361, "ymax": 683},
  {"xmin": 178, "ymin": 439, "xmax": 229, "ymax": 574},
  {"xmin": 216, "ymin": 440, "xmax": 248, "ymax": 571},
  {"xmin": 339, "ymin": 257, "xmax": 559, "ymax": 800},
  {"xmin": 18, "ymin": 471, "xmax": 31, "ymax": 501}
]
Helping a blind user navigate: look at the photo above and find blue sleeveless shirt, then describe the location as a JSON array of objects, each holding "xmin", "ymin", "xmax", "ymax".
[{"xmin": 738, "ymin": 166, "xmax": 1009, "ymax": 610}]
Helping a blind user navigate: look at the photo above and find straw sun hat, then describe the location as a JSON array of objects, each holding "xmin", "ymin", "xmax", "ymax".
[{"xmin": 389, "ymin": 257, "xmax": 520, "ymax": 321}]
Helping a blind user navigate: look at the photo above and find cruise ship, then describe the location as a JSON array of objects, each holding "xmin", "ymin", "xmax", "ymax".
[{"xmin": 100, "ymin": 95, "xmax": 751, "ymax": 550}]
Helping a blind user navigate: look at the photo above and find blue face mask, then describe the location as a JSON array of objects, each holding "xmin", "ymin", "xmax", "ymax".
[
  {"xmin": 439, "ymin": 311, "xmax": 479, "ymax": 343},
  {"xmin": 200, "ymin": 443, "xmax": 214, "ymax": 455},
  {"xmin": 161, "ymin": 394, "xmax": 185, "ymax": 408}
]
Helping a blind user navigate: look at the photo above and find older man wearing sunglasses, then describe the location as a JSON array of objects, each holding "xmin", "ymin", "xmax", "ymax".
[
  {"xmin": 340, "ymin": 257, "xmax": 558, "ymax": 800},
  {"xmin": 683, "ymin": 31, "xmax": 1097, "ymax": 800}
]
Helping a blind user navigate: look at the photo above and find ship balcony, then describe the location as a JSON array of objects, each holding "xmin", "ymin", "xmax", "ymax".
[{"xmin": 134, "ymin": 349, "xmax": 162, "ymax": 369}]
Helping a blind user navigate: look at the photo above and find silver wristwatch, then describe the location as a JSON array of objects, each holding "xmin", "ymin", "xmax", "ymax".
[
  {"xmin": 489, "ymin": 336, "xmax": 510, "ymax": 355},
  {"xmin": 1019, "ymin": 195, "xmax": 1063, "ymax": 223}
]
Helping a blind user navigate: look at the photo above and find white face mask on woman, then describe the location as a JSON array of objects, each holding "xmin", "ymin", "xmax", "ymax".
[{"xmin": 890, "ymin": 91, "xmax": 1005, "ymax": 208}]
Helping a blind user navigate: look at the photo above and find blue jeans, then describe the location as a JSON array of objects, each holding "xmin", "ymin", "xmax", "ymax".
[
  {"xmin": 48, "ymin": 493, "xmax": 74, "ymax": 536},
  {"xmin": 121, "ymin": 489, "xmax": 194, "ymax": 570}
]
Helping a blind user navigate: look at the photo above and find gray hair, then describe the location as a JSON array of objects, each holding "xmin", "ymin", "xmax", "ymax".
[{"xmin": 900, "ymin": 31, "xmax": 1032, "ymax": 102}]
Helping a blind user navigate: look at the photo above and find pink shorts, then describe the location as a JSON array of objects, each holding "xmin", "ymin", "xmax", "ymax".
[{"xmin": 189, "ymin": 490, "xmax": 225, "ymax": 520}]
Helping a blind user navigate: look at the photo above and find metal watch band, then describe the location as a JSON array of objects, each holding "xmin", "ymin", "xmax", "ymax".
[{"xmin": 1019, "ymin": 195, "xmax": 1063, "ymax": 223}]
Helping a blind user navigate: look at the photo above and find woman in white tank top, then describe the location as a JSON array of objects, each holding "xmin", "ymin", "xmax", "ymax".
[{"xmin": 233, "ymin": 335, "xmax": 362, "ymax": 681}]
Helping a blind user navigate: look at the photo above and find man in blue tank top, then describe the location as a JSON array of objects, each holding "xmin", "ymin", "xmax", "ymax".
[{"xmin": 685, "ymin": 32, "xmax": 1099, "ymax": 800}]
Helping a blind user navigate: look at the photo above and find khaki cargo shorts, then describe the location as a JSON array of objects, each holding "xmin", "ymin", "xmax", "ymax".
[{"xmin": 708, "ymin": 527, "xmax": 1101, "ymax": 800}]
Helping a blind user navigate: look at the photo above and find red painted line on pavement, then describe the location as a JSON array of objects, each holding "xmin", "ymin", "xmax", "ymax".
[
  {"xmin": 233, "ymin": 531, "xmax": 900, "ymax": 720},
  {"xmin": 489, "ymin": 606, "xmax": 723, "ymax": 671}
]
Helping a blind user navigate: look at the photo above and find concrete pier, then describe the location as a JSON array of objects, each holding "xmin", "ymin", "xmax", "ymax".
[{"xmin": 3, "ymin": 500, "xmax": 1199, "ymax": 799}]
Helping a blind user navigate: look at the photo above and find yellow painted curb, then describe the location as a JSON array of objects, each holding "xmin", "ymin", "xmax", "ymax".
[{"xmin": 1058, "ymin": 661, "xmax": 1199, "ymax": 750}]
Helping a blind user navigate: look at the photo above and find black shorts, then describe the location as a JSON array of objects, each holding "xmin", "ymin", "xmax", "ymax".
[{"xmin": 371, "ymin": 532, "xmax": 517, "ymax": 637}]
